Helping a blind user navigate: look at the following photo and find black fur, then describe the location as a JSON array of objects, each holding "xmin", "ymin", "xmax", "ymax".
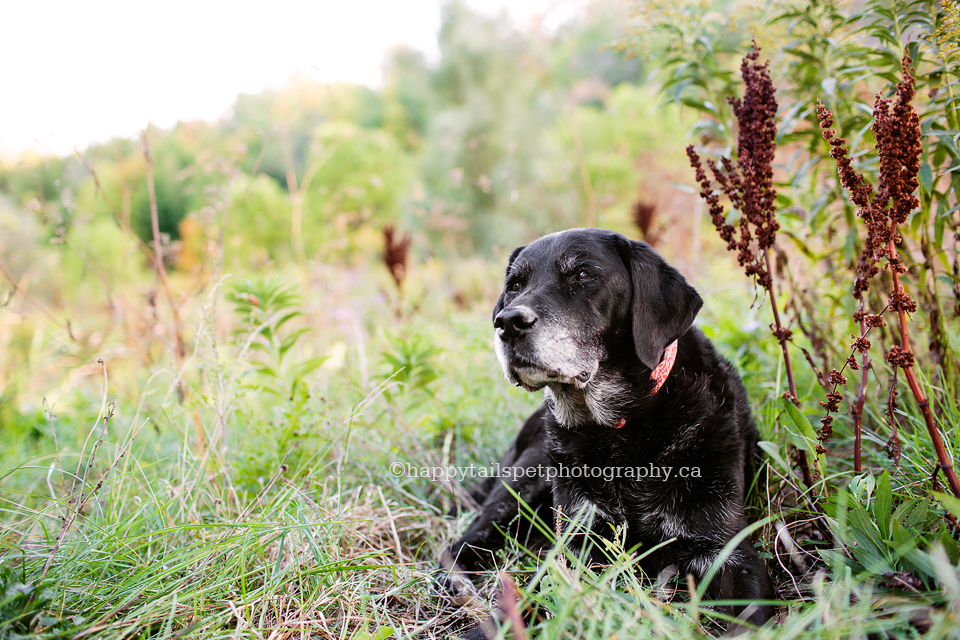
[{"xmin": 446, "ymin": 229, "xmax": 774, "ymax": 635}]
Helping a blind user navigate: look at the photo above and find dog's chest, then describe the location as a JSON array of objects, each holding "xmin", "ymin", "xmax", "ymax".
[{"xmin": 548, "ymin": 425, "xmax": 695, "ymax": 540}]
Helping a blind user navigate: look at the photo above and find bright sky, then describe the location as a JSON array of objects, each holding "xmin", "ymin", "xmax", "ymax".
[{"xmin": 2, "ymin": 0, "xmax": 585, "ymax": 157}]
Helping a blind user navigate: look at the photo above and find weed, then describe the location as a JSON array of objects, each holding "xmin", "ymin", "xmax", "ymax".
[{"xmin": 226, "ymin": 275, "xmax": 326, "ymax": 400}]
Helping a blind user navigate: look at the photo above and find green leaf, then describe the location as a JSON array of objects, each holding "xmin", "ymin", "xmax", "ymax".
[
  {"xmin": 280, "ymin": 328, "xmax": 312, "ymax": 358},
  {"xmin": 875, "ymin": 470, "xmax": 892, "ymax": 539},
  {"xmin": 918, "ymin": 162, "xmax": 933, "ymax": 196},
  {"xmin": 351, "ymin": 627, "xmax": 395, "ymax": 640},
  {"xmin": 889, "ymin": 516, "xmax": 913, "ymax": 548},
  {"xmin": 778, "ymin": 398, "xmax": 824, "ymax": 477},
  {"xmin": 273, "ymin": 310, "xmax": 302, "ymax": 332},
  {"xmin": 757, "ymin": 441, "xmax": 791, "ymax": 476},
  {"xmin": 893, "ymin": 497, "xmax": 920, "ymax": 523},
  {"xmin": 847, "ymin": 501, "xmax": 892, "ymax": 573},
  {"xmin": 850, "ymin": 472, "xmax": 876, "ymax": 503},
  {"xmin": 818, "ymin": 548, "xmax": 857, "ymax": 572},
  {"xmin": 290, "ymin": 356, "xmax": 328, "ymax": 379},
  {"xmin": 906, "ymin": 499, "xmax": 929, "ymax": 528},
  {"xmin": 253, "ymin": 364, "xmax": 282, "ymax": 381}
]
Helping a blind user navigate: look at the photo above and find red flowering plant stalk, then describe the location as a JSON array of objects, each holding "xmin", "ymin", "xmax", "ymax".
[
  {"xmin": 687, "ymin": 43, "xmax": 815, "ymax": 488},
  {"xmin": 814, "ymin": 96, "xmax": 891, "ymax": 473},
  {"xmin": 383, "ymin": 224, "xmax": 412, "ymax": 292},
  {"xmin": 816, "ymin": 56, "xmax": 960, "ymax": 500}
]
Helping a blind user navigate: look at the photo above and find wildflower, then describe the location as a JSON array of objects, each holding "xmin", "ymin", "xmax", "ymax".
[
  {"xmin": 850, "ymin": 334, "xmax": 871, "ymax": 353},
  {"xmin": 820, "ymin": 391, "xmax": 842, "ymax": 413},
  {"xmin": 383, "ymin": 225, "xmax": 411, "ymax": 291},
  {"xmin": 828, "ymin": 369, "xmax": 847, "ymax": 385},
  {"xmin": 885, "ymin": 346, "xmax": 915, "ymax": 369},
  {"xmin": 687, "ymin": 41, "xmax": 779, "ymax": 289},
  {"xmin": 818, "ymin": 415, "xmax": 834, "ymax": 442}
]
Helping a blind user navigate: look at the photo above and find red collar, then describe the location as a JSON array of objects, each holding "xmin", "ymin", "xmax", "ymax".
[
  {"xmin": 651, "ymin": 339, "xmax": 679, "ymax": 394},
  {"xmin": 610, "ymin": 339, "xmax": 678, "ymax": 429}
]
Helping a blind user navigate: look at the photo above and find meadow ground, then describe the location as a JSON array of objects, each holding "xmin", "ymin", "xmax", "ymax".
[{"xmin": 3, "ymin": 250, "xmax": 960, "ymax": 640}]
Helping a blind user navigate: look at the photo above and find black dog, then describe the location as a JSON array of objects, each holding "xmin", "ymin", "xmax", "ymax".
[{"xmin": 445, "ymin": 228, "xmax": 774, "ymax": 633}]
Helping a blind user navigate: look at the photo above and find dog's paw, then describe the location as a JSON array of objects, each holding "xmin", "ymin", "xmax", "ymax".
[
  {"xmin": 431, "ymin": 565, "xmax": 461, "ymax": 602},
  {"xmin": 431, "ymin": 560, "xmax": 479, "ymax": 609}
]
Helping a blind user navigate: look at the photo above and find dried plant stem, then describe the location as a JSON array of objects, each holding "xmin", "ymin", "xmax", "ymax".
[
  {"xmin": 887, "ymin": 237, "xmax": 960, "ymax": 498},
  {"xmin": 38, "ymin": 372, "xmax": 146, "ymax": 587},
  {"xmin": 885, "ymin": 367, "xmax": 901, "ymax": 466},
  {"xmin": 499, "ymin": 573, "xmax": 529, "ymax": 640},
  {"xmin": 0, "ymin": 259, "xmax": 79, "ymax": 343},
  {"xmin": 141, "ymin": 129, "xmax": 196, "ymax": 459},
  {"xmin": 76, "ymin": 151, "xmax": 173, "ymax": 276},
  {"xmin": 763, "ymin": 248, "xmax": 815, "ymax": 488},
  {"xmin": 852, "ymin": 316, "xmax": 870, "ymax": 473},
  {"xmin": 765, "ymin": 250, "xmax": 798, "ymax": 401},
  {"xmin": 0, "ymin": 261, "xmax": 135, "ymax": 400},
  {"xmin": 280, "ymin": 126, "xmax": 307, "ymax": 263},
  {"xmin": 141, "ymin": 132, "xmax": 185, "ymax": 366}
]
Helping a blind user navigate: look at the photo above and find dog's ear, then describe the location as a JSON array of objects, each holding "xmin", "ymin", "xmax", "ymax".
[
  {"xmin": 615, "ymin": 237, "xmax": 703, "ymax": 370},
  {"xmin": 492, "ymin": 245, "xmax": 526, "ymax": 321}
]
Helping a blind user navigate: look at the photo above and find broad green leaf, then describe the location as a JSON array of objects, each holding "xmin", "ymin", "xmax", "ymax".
[
  {"xmin": 290, "ymin": 356, "xmax": 328, "ymax": 379},
  {"xmin": 906, "ymin": 499, "xmax": 929, "ymax": 529},
  {"xmin": 757, "ymin": 441, "xmax": 791, "ymax": 476},
  {"xmin": 778, "ymin": 398, "xmax": 824, "ymax": 477},
  {"xmin": 848, "ymin": 501, "xmax": 892, "ymax": 573},
  {"xmin": 893, "ymin": 497, "xmax": 921, "ymax": 523},
  {"xmin": 875, "ymin": 470, "xmax": 892, "ymax": 539},
  {"xmin": 918, "ymin": 161, "xmax": 933, "ymax": 196}
]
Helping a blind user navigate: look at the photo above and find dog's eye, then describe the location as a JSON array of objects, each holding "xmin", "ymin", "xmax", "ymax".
[
  {"xmin": 575, "ymin": 269, "xmax": 591, "ymax": 281},
  {"xmin": 509, "ymin": 282, "xmax": 521, "ymax": 292}
]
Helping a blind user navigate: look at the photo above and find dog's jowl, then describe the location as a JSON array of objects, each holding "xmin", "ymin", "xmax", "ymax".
[{"xmin": 446, "ymin": 228, "xmax": 774, "ymax": 632}]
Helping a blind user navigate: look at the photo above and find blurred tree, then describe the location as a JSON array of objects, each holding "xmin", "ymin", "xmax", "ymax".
[
  {"xmin": 224, "ymin": 174, "xmax": 291, "ymax": 268},
  {"xmin": 416, "ymin": 0, "xmax": 560, "ymax": 250},
  {"xmin": 382, "ymin": 46, "xmax": 434, "ymax": 150},
  {"xmin": 129, "ymin": 150, "xmax": 188, "ymax": 242},
  {"xmin": 0, "ymin": 155, "xmax": 68, "ymax": 205},
  {"xmin": 550, "ymin": 0, "xmax": 645, "ymax": 92},
  {"xmin": 0, "ymin": 0, "xmax": 692, "ymax": 267},
  {"xmin": 552, "ymin": 84, "xmax": 688, "ymax": 235},
  {"xmin": 302, "ymin": 120, "xmax": 414, "ymax": 258}
]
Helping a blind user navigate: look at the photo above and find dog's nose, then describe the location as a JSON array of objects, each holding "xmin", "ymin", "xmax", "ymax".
[{"xmin": 495, "ymin": 307, "xmax": 538, "ymax": 340}]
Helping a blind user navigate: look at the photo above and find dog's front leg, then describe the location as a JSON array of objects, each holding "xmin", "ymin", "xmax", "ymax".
[
  {"xmin": 447, "ymin": 443, "xmax": 553, "ymax": 572},
  {"xmin": 446, "ymin": 407, "xmax": 553, "ymax": 571},
  {"xmin": 686, "ymin": 538, "xmax": 774, "ymax": 632}
]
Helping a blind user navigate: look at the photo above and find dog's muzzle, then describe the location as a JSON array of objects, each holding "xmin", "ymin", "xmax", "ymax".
[{"xmin": 494, "ymin": 305, "xmax": 596, "ymax": 391}]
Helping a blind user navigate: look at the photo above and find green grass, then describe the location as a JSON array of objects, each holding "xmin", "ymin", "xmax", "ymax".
[{"xmin": 3, "ymin": 259, "xmax": 960, "ymax": 640}]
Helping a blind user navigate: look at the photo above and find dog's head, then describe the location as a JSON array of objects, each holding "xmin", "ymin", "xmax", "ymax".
[{"xmin": 493, "ymin": 228, "xmax": 702, "ymax": 393}]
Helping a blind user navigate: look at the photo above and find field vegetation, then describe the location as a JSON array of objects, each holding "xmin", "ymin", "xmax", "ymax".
[{"xmin": 2, "ymin": 0, "xmax": 960, "ymax": 638}]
